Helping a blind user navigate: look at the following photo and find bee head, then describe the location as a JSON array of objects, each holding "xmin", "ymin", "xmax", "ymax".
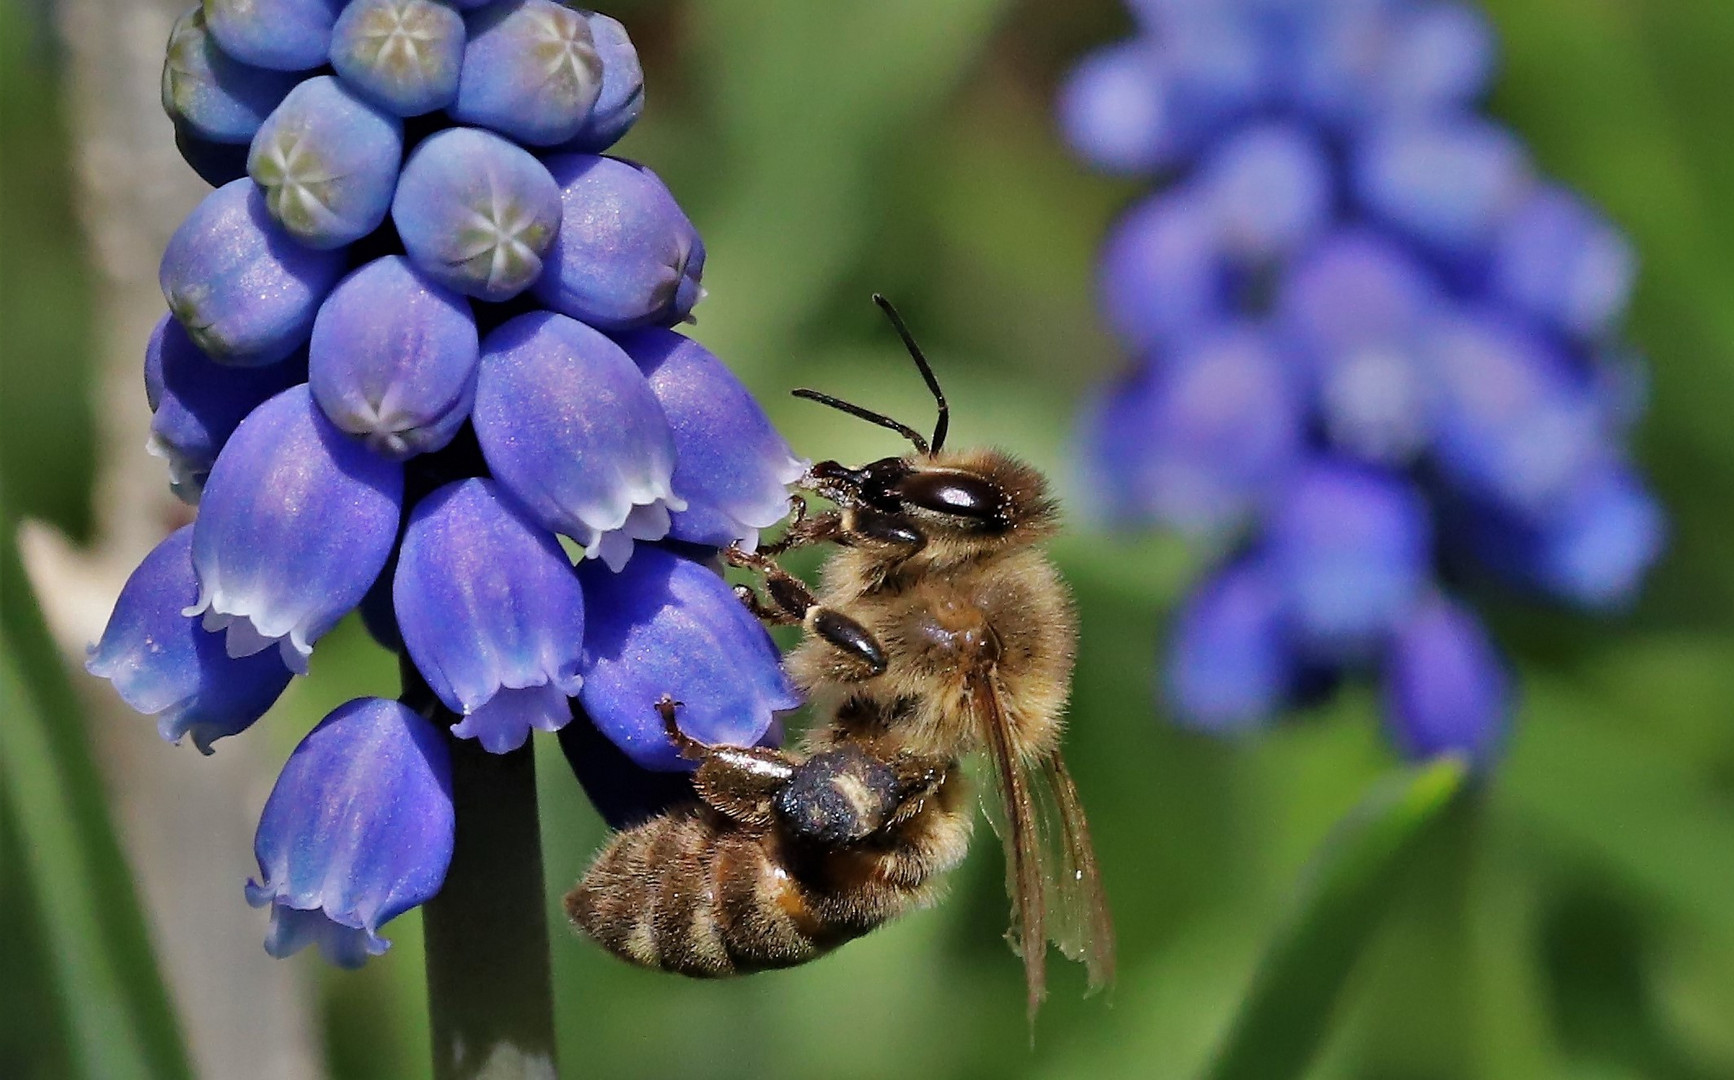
[
  {"xmin": 792, "ymin": 296, "xmax": 1059, "ymax": 547},
  {"xmin": 806, "ymin": 451, "xmax": 1056, "ymax": 542}
]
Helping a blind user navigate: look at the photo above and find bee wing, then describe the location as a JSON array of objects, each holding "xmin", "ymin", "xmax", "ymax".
[
  {"xmin": 970, "ymin": 676, "xmax": 1115, "ymax": 1019},
  {"xmin": 1031, "ymin": 751, "xmax": 1115, "ymax": 992}
]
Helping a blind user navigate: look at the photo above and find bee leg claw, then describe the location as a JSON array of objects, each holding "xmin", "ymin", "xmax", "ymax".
[
  {"xmin": 657, "ymin": 696, "xmax": 709, "ymax": 760},
  {"xmin": 721, "ymin": 543, "xmax": 769, "ymax": 571}
]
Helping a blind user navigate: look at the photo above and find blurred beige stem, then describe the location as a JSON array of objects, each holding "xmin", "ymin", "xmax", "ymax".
[{"xmin": 17, "ymin": 1, "xmax": 321, "ymax": 1077}]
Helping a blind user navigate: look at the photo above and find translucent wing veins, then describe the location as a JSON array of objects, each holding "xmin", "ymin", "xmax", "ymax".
[{"xmin": 969, "ymin": 674, "xmax": 1115, "ymax": 1021}]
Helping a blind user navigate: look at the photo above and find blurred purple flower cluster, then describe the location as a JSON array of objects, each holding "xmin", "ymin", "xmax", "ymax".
[
  {"xmin": 89, "ymin": 1, "xmax": 803, "ymax": 967},
  {"xmin": 1060, "ymin": 0, "xmax": 1663, "ymax": 766}
]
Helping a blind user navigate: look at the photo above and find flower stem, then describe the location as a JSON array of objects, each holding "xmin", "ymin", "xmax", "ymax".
[{"xmin": 417, "ymin": 690, "xmax": 560, "ymax": 1080}]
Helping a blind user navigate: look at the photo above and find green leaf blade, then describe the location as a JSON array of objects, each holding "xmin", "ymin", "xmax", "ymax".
[
  {"xmin": 0, "ymin": 530, "xmax": 193, "ymax": 1080},
  {"xmin": 1203, "ymin": 758, "xmax": 1471, "ymax": 1080}
]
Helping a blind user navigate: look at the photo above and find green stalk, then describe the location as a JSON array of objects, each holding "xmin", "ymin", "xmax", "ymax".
[{"xmin": 407, "ymin": 662, "xmax": 559, "ymax": 1080}]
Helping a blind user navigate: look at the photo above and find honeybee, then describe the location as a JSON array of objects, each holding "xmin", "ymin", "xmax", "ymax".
[{"xmin": 567, "ymin": 297, "xmax": 1114, "ymax": 1015}]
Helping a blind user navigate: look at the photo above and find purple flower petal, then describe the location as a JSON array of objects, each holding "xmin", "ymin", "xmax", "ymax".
[
  {"xmin": 551, "ymin": 11, "xmax": 642, "ymax": 154},
  {"xmin": 204, "ymin": 0, "xmax": 344, "ymax": 72},
  {"xmin": 247, "ymin": 698, "xmax": 453, "ymax": 966},
  {"xmin": 1429, "ymin": 311, "xmax": 1607, "ymax": 518},
  {"xmin": 145, "ymin": 313, "xmax": 308, "ymax": 501},
  {"xmin": 1163, "ymin": 558, "xmax": 1290, "ymax": 734},
  {"xmin": 1266, "ymin": 458, "xmax": 1431, "ymax": 660},
  {"xmin": 394, "ymin": 478, "xmax": 585, "ymax": 753},
  {"xmin": 1532, "ymin": 467, "xmax": 1666, "ymax": 608},
  {"xmin": 473, "ymin": 311, "xmax": 682, "ymax": 569},
  {"xmin": 161, "ymin": 6, "xmax": 300, "ymax": 144},
  {"xmin": 1196, "ymin": 120, "xmax": 1333, "ymax": 261},
  {"xmin": 159, "ymin": 179, "xmax": 346, "ymax": 365},
  {"xmin": 248, "ymin": 75, "xmax": 404, "ymax": 250},
  {"xmin": 451, "ymin": 0, "xmax": 603, "ymax": 146},
  {"xmin": 1098, "ymin": 190, "xmax": 1231, "ymax": 354},
  {"xmin": 1058, "ymin": 40, "xmax": 1175, "ymax": 175},
  {"xmin": 87, "ymin": 525, "xmax": 293, "ymax": 754},
  {"xmin": 1132, "ymin": 9, "xmax": 1272, "ymax": 144},
  {"xmin": 576, "ymin": 546, "xmax": 799, "ymax": 771},
  {"xmin": 1490, "ymin": 185, "xmax": 1636, "ymax": 341},
  {"xmin": 1382, "ymin": 594, "xmax": 1509, "ymax": 768},
  {"xmin": 1278, "ymin": 230, "xmax": 1442, "ymax": 463},
  {"xmin": 1080, "ymin": 325, "xmax": 1303, "ymax": 537},
  {"xmin": 1460, "ymin": 463, "xmax": 1665, "ymax": 610},
  {"xmin": 187, "ymin": 385, "xmax": 404, "ymax": 673},
  {"xmin": 615, "ymin": 327, "xmax": 804, "ymax": 550},
  {"xmin": 1352, "ymin": 117, "xmax": 1533, "ymax": 259},
  {"xmin": 531, "ymin": 155, "xmax": 705, "ymax": 331},
  {"xmin": 391, "ymin": 126, "xmax": 563, "ymax": 301},
  {"xmin": 1379, "ymin": 2, "xmax": 1496, "ymax": 119},
  {"xmin": 329, "ymin": 0, "xmax": 466, "ymax": 117},
  {"xmin": 308, "ymin": 255, "xmax": 478, "ymax": 459}
]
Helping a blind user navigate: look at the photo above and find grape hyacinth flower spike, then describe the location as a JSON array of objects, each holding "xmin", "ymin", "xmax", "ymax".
[
  {"xmin": 92, "ymin": 21, "xmax": 811, "ymax": 1065},
  {"xmin": 1062, "ymin": 0, "xmax": 1664, "ymax": 767}
]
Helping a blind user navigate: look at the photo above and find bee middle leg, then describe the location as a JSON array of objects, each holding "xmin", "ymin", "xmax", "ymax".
[
  {"xmin": 724, "ymin": 546, "xmax": 815, "ymax": 625},
  {"xmin": 724, "ymin": 548, "xmax": 887, "ymax": 677}
]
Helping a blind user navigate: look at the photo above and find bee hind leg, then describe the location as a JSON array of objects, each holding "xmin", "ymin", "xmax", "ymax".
[
  {"xmin": 775, "ymin": 747, "xmax": 953, "ymax": 846},
  {"xmin": 657, "ymin": 696, "xmax": 797, "ymax": 829}
]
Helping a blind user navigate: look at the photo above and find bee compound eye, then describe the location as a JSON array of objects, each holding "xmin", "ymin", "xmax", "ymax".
[{"xmin": 895, "ymin": 470, "xmax": 1008, "ymax": 526}]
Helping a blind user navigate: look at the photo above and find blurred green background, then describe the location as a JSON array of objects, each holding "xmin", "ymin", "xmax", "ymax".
[{"xmin": 5, "ymin": 1, "xmax": 1734, "ymax": 1078}]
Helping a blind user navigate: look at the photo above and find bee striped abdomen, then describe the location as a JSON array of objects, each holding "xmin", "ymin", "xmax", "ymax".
[
  {"xmin": 567, "ymin": 808, "xmax": 829, "ymax": 977},
  {"xmin": 567, "ymin": 780, "xmax": 973, "ymax": 976}
]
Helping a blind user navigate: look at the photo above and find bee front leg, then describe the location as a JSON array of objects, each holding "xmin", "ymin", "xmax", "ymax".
[
  {"xmin": 759, "ymin": 497, "xmax": 842, "ymax": 556},
  {"xmin": 838, "ymin": 507, "xmax": 927, "ymax": 557},
  {"xmin": 657, "ymin": 696, "xmax": 796, "ymax": 829}
]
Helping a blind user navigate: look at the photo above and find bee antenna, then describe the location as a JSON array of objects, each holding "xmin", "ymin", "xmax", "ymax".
[
  {"xmin": 871, "ymin": 294, "xmax": 949, "ymax": 454},
  {"xmin": 790, "ymin": 388, "xmax": 930, "ymax": 454}
]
